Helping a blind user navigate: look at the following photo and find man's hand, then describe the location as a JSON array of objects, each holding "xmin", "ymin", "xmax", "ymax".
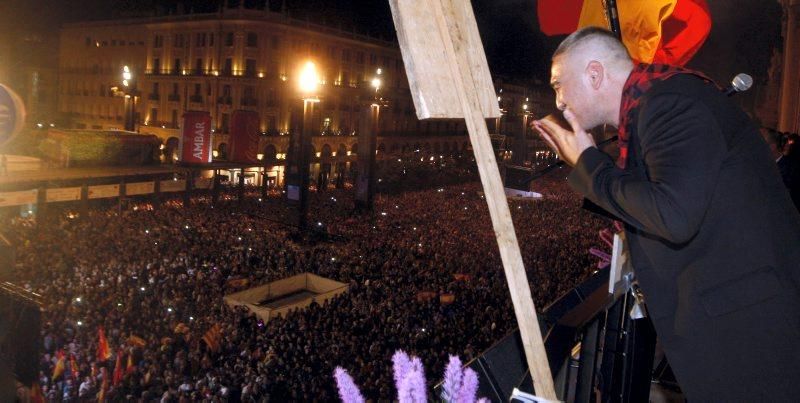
[{"xmin": 532, "ymin": 110, "xmax": 596, "ymax": 167}]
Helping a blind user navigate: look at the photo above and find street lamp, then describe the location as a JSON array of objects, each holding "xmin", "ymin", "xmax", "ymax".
[
  {"xmin": 121, "ymin": 65, "xmax": 138, "ymax": 132},
  {"xmin": 295, "ymin": 61, "xmax": 321, "ymax": 230}
]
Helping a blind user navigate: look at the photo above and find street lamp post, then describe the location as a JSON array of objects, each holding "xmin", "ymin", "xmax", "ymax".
[
  {"xmin": 297, "ymin": 61, "xmax": 320, "ymax": 231},
  {"xmin": 122, "ymin": 66, "xmax": 138, "ymax": 132},
  {"xmin": 355, "ymin": 68, "xmax": 384, "ymax": 210}
]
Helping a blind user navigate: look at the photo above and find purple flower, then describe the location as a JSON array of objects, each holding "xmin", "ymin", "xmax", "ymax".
[
  {"xmin": 397, "ymin": 366, "xmax": 428, "ymax": 403},
  {"xmin": 442, "ymin": 355, "xmax": 463, "ymax": 402},
  {"xmin": 333, "ymin": 367, "xmax": 365, "ymax": 403},
  {"xmin": 456, "ymin": 367, "xmax": 479, "ymax": 403},
  {"xmin": 392, "ymin": 350, "xmax": 412, "ymax": 388}
]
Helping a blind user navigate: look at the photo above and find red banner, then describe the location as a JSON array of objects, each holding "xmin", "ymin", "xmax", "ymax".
[
  {"xmin": 229, "ymin": 110, "xmax": 260, "ymax": 163},
  {"xmin": 180, "ymin": 111, "xmax": 213, "ymax": 164}
]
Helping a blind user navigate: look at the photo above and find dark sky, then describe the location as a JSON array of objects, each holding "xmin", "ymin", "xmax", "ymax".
[{"xmin": 0, "ymin": 0, "xmax": 784, "ymax": 84}]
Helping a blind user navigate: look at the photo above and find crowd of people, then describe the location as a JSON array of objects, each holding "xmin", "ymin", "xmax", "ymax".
[{"xmin": 6, "ymin": 158, "xmax": 608, "ymax": 401}]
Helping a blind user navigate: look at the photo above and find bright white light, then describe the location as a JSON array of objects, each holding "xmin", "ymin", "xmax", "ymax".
[
  {"xmin": 167, "ymin": 308, "xmax": 173, "ymax": 313},
  {"xmin": 298, "ymin": 61, "xmax": 320, "ymax": 94},
  {"xmin": 371, "ymin": 77, "xmax": 381, "ymax": 90},
  {"xmin": 77, "ymin": 321, "xmax": 83, "ymax": 326},
  {"xmin": 75, "ymin": 297, "xmax": 82, "ymax": 303}
]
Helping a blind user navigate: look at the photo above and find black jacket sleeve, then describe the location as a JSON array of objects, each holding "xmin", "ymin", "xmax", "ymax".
[{"xmin": 567, "ymin": 92, "xmax": 727, "ymax": 244}]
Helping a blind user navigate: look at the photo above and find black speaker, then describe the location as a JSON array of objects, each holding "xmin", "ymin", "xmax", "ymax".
[
  {"xmin": 0, "ymin": 282, "xmax": 42, "ymax": 387},
  {"xmin": 0, "ymin": 234, "xmax": 12, "ymax": 281},
  {"xmin": 504, "ymin": 165, "xmax": 534, "ymax": 191},
  {"xmin": 432, "ymin": 329, "xmax": 536, "ymax": 402}
]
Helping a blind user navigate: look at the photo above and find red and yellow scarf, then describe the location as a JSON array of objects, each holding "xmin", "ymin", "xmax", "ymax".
[{"xmin": 617, "ymin": 63, "xmax": 715, "ymax": 168}]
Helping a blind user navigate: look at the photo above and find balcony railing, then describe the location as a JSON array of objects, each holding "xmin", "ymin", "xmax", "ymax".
[
  {"xmin": 148, "ymin": 93, "xmax": 160, "ymax": 101},
  {"xmin": 217, "ymin": 96, "xmax": 232, "ymax": 105},
  {"xmin": 168, "ymin": 94, "xmax": 180, "ymax": 102},
  {"xmin": 189, "ymin": 95, "xmax": 204, "ymax": 103},
  {"xmin": 241, "ymin": 98, "xmax": 258, "ymax": 107}
]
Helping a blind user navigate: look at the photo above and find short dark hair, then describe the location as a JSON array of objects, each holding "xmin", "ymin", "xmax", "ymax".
[{"xmin": 552, "ymin": 26, "xmax": 631, "ymax": 62}]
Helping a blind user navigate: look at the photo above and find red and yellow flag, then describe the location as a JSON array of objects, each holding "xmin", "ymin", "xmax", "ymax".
[
  {"xmin": 30, "ymin": 382, "xmax": 45, "ymax": 403},
  {"xmin": 70, "ymin": 353, "xmax": 79, "ymax": 379},
  {"xmin": 97, "ymin": 327, "xmax": 112, "ymax": 362},
  {"xmin": 537, "ymin": 0, "xmax": 710, "ymax": 65},
  {"xmin": 112, "ymin": 350, "xmax": 124, "ymax": 386},
  {"xmin": 51, "ymin": 350, "xmax": 66, "ymax": 381},
  {"xmin": 126, "ymin": 352, "xmax": 136, "ymax": 374},
  {"xmin": 202, "ymin": 323, "xmax": 222, "ymax": 353}
]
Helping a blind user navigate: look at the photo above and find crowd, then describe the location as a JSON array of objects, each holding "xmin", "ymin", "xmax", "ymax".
[{"xmin": 7, "ymin": 159, "xmax": 607, "ymax": 401}]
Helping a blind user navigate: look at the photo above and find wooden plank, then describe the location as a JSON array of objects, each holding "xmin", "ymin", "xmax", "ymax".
[
  {"xmin": 126, "ymin": 181, "xmax": 155, "ymax": 196},
  {"xmin": 390, "ymin": 0, "xmax": 500, "ymax": 120},
  {"xmin": 88, "ymin": 184, "xmax": 120, "ymax": 199},
  {"xmin": 389, "ymin": 0, "xmax": 557, "ymax": 398},
  {"xmin": 46, "ymin": 187, "xmax": 82, "ymax": 203},
  {"xmin": 0, "ymin": 189, "xmax": 38, "ymax": 207}
]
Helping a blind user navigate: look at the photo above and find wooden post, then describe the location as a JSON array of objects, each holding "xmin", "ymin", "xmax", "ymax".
[{"xmin": 389, "ymin": 0, "xmax": 557, "ymax": 398}]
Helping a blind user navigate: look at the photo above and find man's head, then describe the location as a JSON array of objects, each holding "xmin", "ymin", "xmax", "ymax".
[{"xmin": 550, "ymin": 27, "xmax": 634, "ymax": 129}]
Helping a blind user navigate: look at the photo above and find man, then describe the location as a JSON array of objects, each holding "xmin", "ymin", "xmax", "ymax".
[{"xmin": 533, "ymin": 27, "xmax": 800, "ymax": 401}]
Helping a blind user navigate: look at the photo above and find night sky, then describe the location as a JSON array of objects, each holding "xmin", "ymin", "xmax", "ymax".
[{"xmin": 0, "ymin": 0, "xmax": 784, "ymax": 84}]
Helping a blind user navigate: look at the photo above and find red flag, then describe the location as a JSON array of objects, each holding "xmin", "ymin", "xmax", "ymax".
[
  {"xmin": 126, "ymin": 352, "xmax": 136, "ymax": 374},
  {"xmin": 30, "ymin": 382, "xmax": 45, "ymax": 403},
  {"xmin": 98, "ymin": 367, "xmax": 108, "ymax": 402},
  {"xmin": 653, "ymin": 0, "xmax": 711, "ymax": 65},
  {"xmin": 202, "ymin": 323, "xmax": 222, "ymax": 353},
  {"xmin": 112, "ymin": 350, "xmax": 124, "ymax": 387},
  {"xmin": 70, "ymin": 353, "xmax": 79, "ymax": 379},
  {"xmin": 537, "ymin": 0, "xmax": 710, "ymax": 65},
  {"xmin": 51, "ymin": 350, "xmax": 66, "ymax": 381},
  {"xmin": 97, "ymin": 327, "xmax": 112, "ymax": 362}
]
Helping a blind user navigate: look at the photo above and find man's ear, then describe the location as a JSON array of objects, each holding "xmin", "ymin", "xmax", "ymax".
[{"xmin": 586, "ymin": 61, "xmax": 604, "ymax": 90}]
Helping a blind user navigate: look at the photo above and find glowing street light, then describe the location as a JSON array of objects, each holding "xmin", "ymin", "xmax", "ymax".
[{"xmin": 298, "ymin": 61, "xmax": 320, "ymax": 97}]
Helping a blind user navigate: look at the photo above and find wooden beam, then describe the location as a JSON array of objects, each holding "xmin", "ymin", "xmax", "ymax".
[{"xmin": 389, "ymin": 0, "xmax": 557, "ymax": 398}]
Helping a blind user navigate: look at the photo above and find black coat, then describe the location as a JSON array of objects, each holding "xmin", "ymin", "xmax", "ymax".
[{"xmin": 568, "ymin": 74, "xmax": 800, "ymax": 401}]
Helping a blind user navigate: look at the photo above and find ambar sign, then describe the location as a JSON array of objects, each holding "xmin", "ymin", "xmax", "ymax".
[{"xmin": 180, "ymin": 111, "xmax": 212, "ymax": 164}]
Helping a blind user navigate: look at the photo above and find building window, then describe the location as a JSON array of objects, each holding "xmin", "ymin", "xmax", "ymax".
[
  {"xmin": 85, "ymin": 37, "xmax": 91, "ymax": 46},
  {"xmin": 111, "ymin": 40, "xmax": 117, "ymax": 46},
  {"xmin": 195, "ymin": 58, "xmax": 203, "ymax": 74},
  {"xmin": 173, "ymin": 59, "xmax": 182, "ymax": 74},
  {"xmin": 245, "ymin": 59, "xmax": 256, "ymax": 77},
  {"xmin": 171, "ymin": 110, "xmax": 178, "ymax": 127},
  {"xmin": 209, "ymin": 33, "xmax": 214, "ymax": 46},
  {"xmin": 356, "ymin": 52, "xmax": 364, "ymax": 64},
  {"xmin": 153, "ymin": 58, "xmax": 161, "ymax": 74},
  {"xmin": 154, "ymin": 35, "xmax": 163, "ymax": 48},
  {"xmin": 224, "ymin": 58, "xmax": 232, "ymax": 75},
  {"xmin": 246, "ymin": 32, "xmax": 257, "ymax": 47},
  {"xmin": 194, "ymin": 84, "xmax": 201, "ymax": 96},
  {"xmin": 370, "ymin": 54, "xmax": 377, "ymax": 65},
  {"xmin": 341, "ymin": 49, "xmax": 351, "ymax": 63},
  {"xmin": 150, "ymin": 108, "xmax": 158, "ymax": 122},
  {"xmin": 271, "ymin": 36, "xmax": 280, "ymax": 49},
  {"xmin": 221, "ymin": 113, "xmax": 230, "ymax": 133},
  {"xmin": 225, "ymin": 32, "xmax": 234, "ymax": 47},
  {"xmin": 196, "ymin": 33, "xmax": 206, "ymax": 47}
]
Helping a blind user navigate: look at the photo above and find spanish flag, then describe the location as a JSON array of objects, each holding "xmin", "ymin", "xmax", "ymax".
[
  {"xmin": 97, "ymin": 327, "xmax": 112, "ymax": 361},
  {"xmin": 70, "ymin": 353, "xmax": 79, "ymax": 379},
  {"xmin": 126, "ymin": 352, "xmax": 136, "ymax": 374},
  {"xmin": 51, "ymin": 350, "xmax": 66, "ymax": 381},
  {"xmin": 97, "ymin": 367, "xmax": 109, "ymax": 402},
  {"xmin": 30, "ymin": 382, "xmax": 45, "ymax": 403},
  {"xmin": 112, "ymin": 350, "xmax": 124, "ymax": 386},
  {"xmin": 202, "ymin": 323, "xmax": 222, "ymax": 353},
  {"xmin": 127, "ymin": 334, "xmax": 146, "ymax": 348},
  {"xmin": 537, "ymin": 0, "xmax": 710, "ymax": 65}
]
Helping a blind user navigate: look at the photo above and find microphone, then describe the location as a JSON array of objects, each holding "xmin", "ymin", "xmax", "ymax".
[{"xmin": 724, "ymin": 73, "xmax": 753, "ymax": 96}]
